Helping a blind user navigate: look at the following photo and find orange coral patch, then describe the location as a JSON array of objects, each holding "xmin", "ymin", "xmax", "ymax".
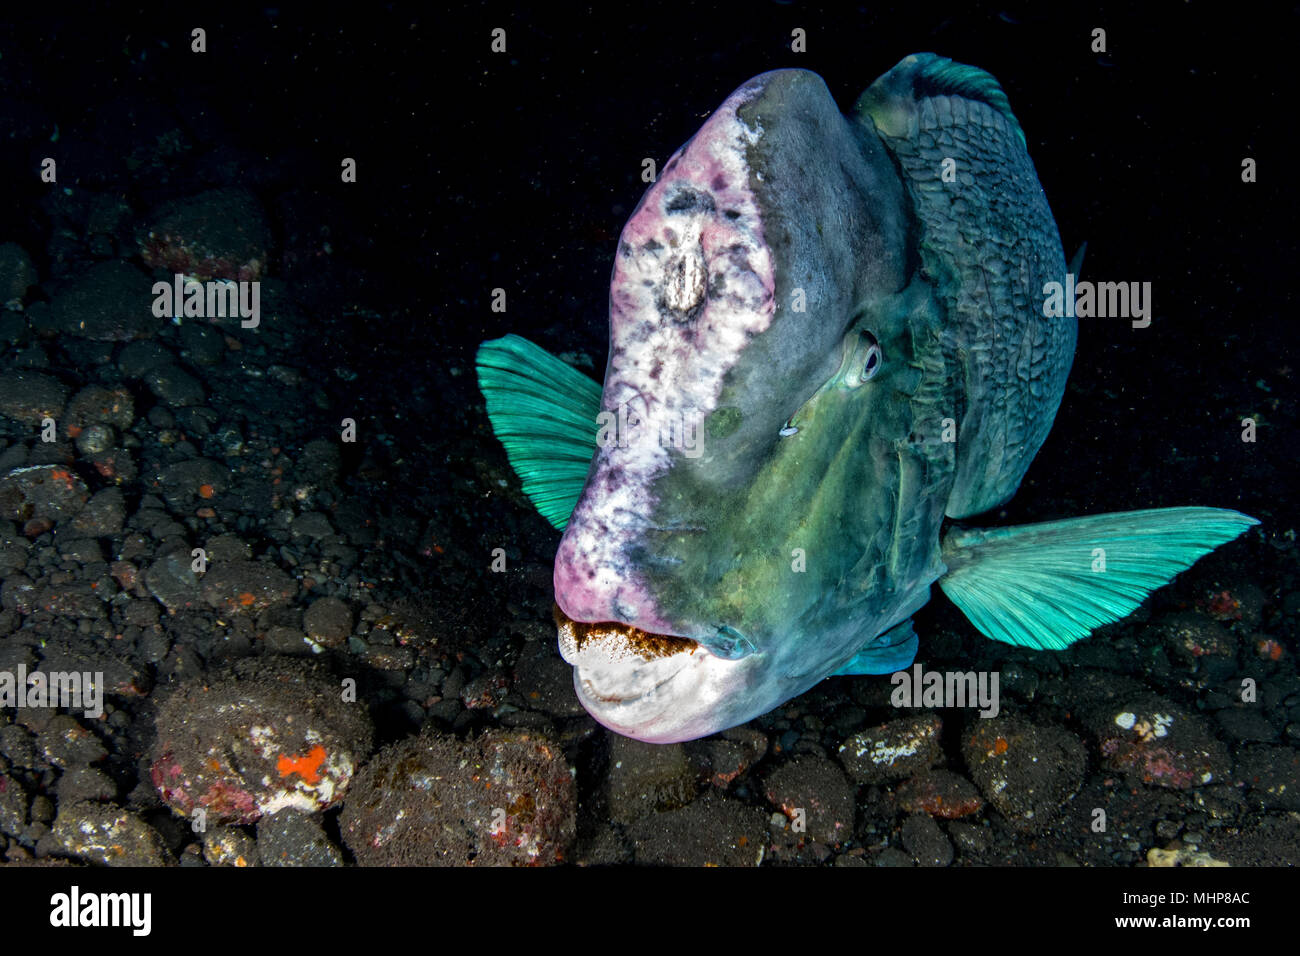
[{"xmin": 277, "ymin": 745, "xmax": 327, "ymax": 784}]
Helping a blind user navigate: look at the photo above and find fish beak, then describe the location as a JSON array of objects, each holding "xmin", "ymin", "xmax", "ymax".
[{"xmin": 554, "ymin": 604, "xmax": 760, "ymax": 743}]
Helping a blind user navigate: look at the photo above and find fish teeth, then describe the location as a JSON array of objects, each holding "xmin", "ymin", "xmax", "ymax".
[{"xmin": 554, "ymin": 604, "xmax": 696, "ymax": 668}]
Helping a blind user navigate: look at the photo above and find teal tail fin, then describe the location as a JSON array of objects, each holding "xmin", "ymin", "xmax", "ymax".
[
  {"xmin": 939, "ymin": 507, "xmax": 1258, "ymax": 650},
  {"xmin": 475, "ymin": 335, "xmax": 602, "ymax": 531}
]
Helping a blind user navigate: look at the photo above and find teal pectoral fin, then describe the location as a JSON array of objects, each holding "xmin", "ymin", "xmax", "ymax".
[
  {"xmin": 832, "ymin": 619, "xmax": 919, "ymax": 676},
  {"xmin": 475, "ymin": 335, "xmax": 602, "ymax": 531},
  {"xmin": 939, "ymin": 507, "xmax": 1259, "ymax": 650}
]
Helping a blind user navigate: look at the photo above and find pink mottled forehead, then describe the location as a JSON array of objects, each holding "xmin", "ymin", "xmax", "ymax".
[
  {"xmin": 553, "ymin": 76, "xmax": 778, "ymax": 629},
  {"xmin": 605, "ymin": 78, "xmax": 776, "ymax": 416}
]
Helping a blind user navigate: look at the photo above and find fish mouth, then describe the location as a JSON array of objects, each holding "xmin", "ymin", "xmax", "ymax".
[
  {"xmin": 554, "ymin": 603, "xmax": 757, "ymax": 743},
  {"xmin": 554, "ymin": 603, "xmax": 700, "ymax": 703}
]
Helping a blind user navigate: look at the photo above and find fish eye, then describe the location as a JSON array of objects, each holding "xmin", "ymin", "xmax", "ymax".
[
  {"xmin": 845, "ymin": 331, "xmax": 882, "ymax": 387},
  {"xmin": 863, "ymin": 345, "xmax": 881, "ymax": 377},
  {"xmin": 842, "ymin": 329, "xmax": 883, "ymax": 390}
]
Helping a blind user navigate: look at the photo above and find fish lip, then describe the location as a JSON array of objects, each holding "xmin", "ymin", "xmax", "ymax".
[
  {"xmin": 554, "ymin": 603, "xmax": 761, "ymax": 742},
  {"xmin": 552, "ymin": 607, "xmax": 704, "ymax": 706},
  {"xmin": 553, "ymin": 602, "xmax": 705, "ymax": 710},
  {"xmin": 576, "ymin": 667, "xmax": 684, "ymax": 705},
  {"xmin": 568, "ymin": 643, "xmax": 758, "ymax": 744},
  {"xmin": 552, "ymin": 602, "xmax": 702, "ymax": 663}
]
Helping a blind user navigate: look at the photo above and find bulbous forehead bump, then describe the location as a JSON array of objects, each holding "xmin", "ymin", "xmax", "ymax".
[{"xmin": 554, "ymin": 74, "xmax": 779, "ymax": 626}]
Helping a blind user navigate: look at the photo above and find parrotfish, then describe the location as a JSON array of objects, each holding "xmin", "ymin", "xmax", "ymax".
[{"xmin": 476, "ymin": 54, "xmax": 1257, "ymax": 743}]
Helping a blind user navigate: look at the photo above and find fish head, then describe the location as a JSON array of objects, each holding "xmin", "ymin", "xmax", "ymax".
[{"xmin": 554, "ymin": 69, "xmax": 951, "ymax": 742}]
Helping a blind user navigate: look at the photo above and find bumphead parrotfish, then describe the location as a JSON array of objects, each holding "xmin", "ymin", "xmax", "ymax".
[{"xmin": 476, "ymin": 54, "xmax": 1257, "ymax": 743}]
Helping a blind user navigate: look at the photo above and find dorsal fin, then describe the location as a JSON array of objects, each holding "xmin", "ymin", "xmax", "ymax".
[
  {"xmin": 854, "ymin": 53, "xmax": 1025, "ymax": 147},
  {"xmin": 910, "ymin": 55, "xmax": 1025, "ymax": 147}
]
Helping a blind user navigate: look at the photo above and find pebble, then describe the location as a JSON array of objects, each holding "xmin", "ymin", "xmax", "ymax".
[
  {"xmin": 256, "ymin": 809, "xmax": 344, "ymax": 866},
  {"xmin": 624, "ymin": 791, "xmax": 767, "ymax": 866},
  {"xmin": 688, "ymin": 726, "xmax": 768, "ymax": 788},
  {"xmin": 178, "ymin": 322, "xmax": 227, "ymax": 365},
  {"xmin": 839, "ymin": 714, "xmax": 942, "ymax": 784},
  {"xmin": 1160, "ymin": 610, "xmax": 1237, "ymax": 670},
  {"xmin": 1214, "ymin": 706, "xmax": 1276, "ymax": 743},
  {"xmin": 1087, "ymin": 694, "xmax": 1229, "ymax": 789},
  {"xmin": 896, "ymin": 769, "xmax": 984, "ymax": 819},
  {"xmin": 68, "ymin": 487, "xmax": 126, "ymax": 536},
  {"xmin": 199, "ymin": 559, "xmax": 297, "ymax": 615},
  {"xmin": 0, "ymin": 464, "xmax": 89, "ymax": 525},
  {"xmin": 55, "ymin": 765, "xmax": 117, "ymax": 804},
  {"xmin": 901, "ymin": 812, "xmax": 953, "ymax": 866},
  {"xmin": 52, "ymin": 802, "xmax": 171, "ymax": 866},
  {"xmin": 145, "ymin": 547, "xmax": 203, "ymax": 612},
  {"xmin": 117, "ymin": 341, "xmax": 175, "ymax": 379},
  {"xmin": 290, "ymin": 512, "xmax": 334, "ymax": 539},
  {"xmin": 35, "ymin": 260, "xmax": 163, "ymax": 341},
  {"xmin": 874, "ymin": 846, "xmax": 913, "ymax": 867},
  {"xmin": 157, "ymin": 458, "xmax": 226, "ymax": 510},
  {"xmin": 303, "ymin": 595, "xmax": 353, "ymax": 648},
  {"xmin": 144, "ymin": 364, "xmax": 206, "ymax": 407},
  {"xmin": 36, "ymin": 715, "xmax": 107, "ymax": 768},
  {"xmin": 264, "ymin": 626, "xmax": 313, "ymax": 655},
  {"xmin": 1235, "ymin": 745, "xmax": 1300, "ymax": 810},
  {"xmin": 606, "ymin": 733, "xmax": 698, "ymax": 823},
  {"xmin": 762, "ymin": 754, "xmax": 855, "ymax": 844},
  {"xmin": 202, "ymin": 826, "xmax": 260, "ymax": 866},
  {"xmin": 150, "ymin": 658, "xmax": 373, "ymax": 824},
  {"xmin": 140, "ymin": 187, "xmax": 270, "ymax": 282},
  {"xmin": 360, "ymin": 644, "xmax": 414, "ymax": 670},
  {"xmin": 962, "ymin": 717, "xmax": 1085, "ymax": 828},
  {"xmin": 64, "ymin": 385, "xmax": 134, "ymax": 431},
  {"xmin": 0, "ymin": 773, "xmax": 27, "ymax": 836},
  {"xmin": 948, "ymin": 820, "xmax": 992, "ymax": 855},
  {"xmin": 0, "ymin": 242, "xmax": 37, "ymax": 307},
  {"xmin": 0, "ymin": 371, "xmax": 68, "ymax": 425},
  {"xmin": 341, "ymin": 728, "xmax": 575, "ymax": 866}
]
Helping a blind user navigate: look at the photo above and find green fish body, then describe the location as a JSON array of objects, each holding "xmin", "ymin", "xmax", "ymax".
[{"xmin": 477, "ymin": 54, "xmax": 1257, "ymax": 743}]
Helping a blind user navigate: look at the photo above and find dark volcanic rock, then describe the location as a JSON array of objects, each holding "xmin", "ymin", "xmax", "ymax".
[
  {"xmin": 605, "ymin": 733, "xmax": 697, "ymax": 824},
  {"xmin": 341, "ymin": 728, "xmax": 575, "ymax": 866},
  {"xmin": 839, "ymin": 714, "xmax": 942, "ymax": 784},
  {"xmin": 36, "ymin": 260, "xmax": 162, "ymax": 341},
  {"xmin": 150, "ymin": 659, "xmax": 373, "ymax": 824},
  {"xmin": 199, "ymin": 560, "xmax": 297, "ymax": 615},
  {"xmin": 52, "ymin": 801, "xmax": 171, "ymax": 866},
  {"xmin": 1086, "ymin": 694, "xmax": 1230, "ymax": 790},
  {"xmin": 901, "ymin": 812, "xmax": 953, "ymax": 867},
  {"xmin": 302, "ymin": 595, "xmax": 353, "ymax": 648},
  {"xmin": 624, "ymin": 791, "xmax": 767, "ymax": 867},
  {"xmin": 140, "ymin": 187, "xmax": 270, "ymax": 282},
  {"xmin": 762, "ymin": 754, "xmax": 855, "ymax": 845},
  {"xmin": 962, "ymin": 717, "xmax": 1086, "ymax": 828},
  {"xmin": 896, "ymin": 769, "xmax": 984, "ymax": 819},
  {"xmin": 1235, "ymin": 745, "xmax": 1300, "ymax": 810},
  {"xmin": 257, "ymin": 809, "xmax": 344, "ymax": 866},
  {"xmin": 0, "ymin": 371, "xmax": 68, "ymax": 424},
  {"xmin": 0, "ymin": 464, "xmax": 88, "ymax": 525}
]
